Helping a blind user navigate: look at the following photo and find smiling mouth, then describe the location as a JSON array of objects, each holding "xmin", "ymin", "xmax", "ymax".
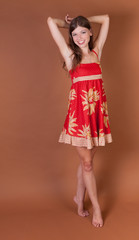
[{"xmin": 77, "ymin": 40, "xmax": 85, "ymax": 45}]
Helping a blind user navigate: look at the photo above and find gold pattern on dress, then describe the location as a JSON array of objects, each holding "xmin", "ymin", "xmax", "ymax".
[
  {"xmin": 68, "ymin": 110, "xmax": 78, "ymax": 135},
  {"xmin": 99, "ymin": 129, "xmax": 105, "ymax": 137},
  {"xmin": 102, "ymin": 81, "xmax": 106, "ymax": 96},
  {"xmin": 104, "ymin": 116, "xmax": 109, "ymax": 128},
  {"xmin": 100, "ymin": 102, "xmax": 109, "ymax": 128},
  {"xmin": 80, "ymin": 88, "xmax": 100, "ymax": 115},
  {"xmin": 95, "ymin": 129, "xmax": 105, "ymax": 137},
  {"xmin": 101, "ymin": 101, "xmax": 108, "ymax": 115},
  {"xmin": 77, "ymin": 124, "xmax": 92, "ymax": 139},
  {"xmin": 68, "ymin": 89, "xmax": 77, "ymax": 110}
]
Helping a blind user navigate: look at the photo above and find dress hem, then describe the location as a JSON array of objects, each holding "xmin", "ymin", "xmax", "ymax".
[{"xmin": 58, "ymin": 131, "xmax": 112, "ymax": 149}]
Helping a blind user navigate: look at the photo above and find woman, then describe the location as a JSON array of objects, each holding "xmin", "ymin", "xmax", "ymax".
[{"xmin": 47, "ymin": 14, "xmax": 112, "ymax": 227}]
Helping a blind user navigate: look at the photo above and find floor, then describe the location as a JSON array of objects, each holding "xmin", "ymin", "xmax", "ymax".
[{"xmin": 0, "ymin": 198, "xmax": 139, "ymax": 240}]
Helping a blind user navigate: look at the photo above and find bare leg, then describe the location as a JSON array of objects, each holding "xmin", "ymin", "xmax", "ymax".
[
  {"xmin": 73, "ymin": 162, "xmax": 89, "ymax": 217},
  {"xmin": 76, "ymin": 146, "xmax": 103, "ymax": 227}
]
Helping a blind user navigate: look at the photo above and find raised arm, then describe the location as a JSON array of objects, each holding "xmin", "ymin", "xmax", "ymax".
[
  {"xmin": 47, "ymin": 17, "xmax": 72, "ymax": 61},
  {"xmin": 87, "ymin": 14, "xmax": 110, "ymax": 59}
]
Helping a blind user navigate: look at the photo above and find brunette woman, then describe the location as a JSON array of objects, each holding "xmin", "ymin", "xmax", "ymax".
[{"xmin": 47, "ymin": 14, "xmax": 112, "ymax": 227}]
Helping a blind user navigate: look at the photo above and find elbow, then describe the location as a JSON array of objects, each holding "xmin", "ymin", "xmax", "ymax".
[
  {"xmin": 105, "ymin": 14, "xmax": 110, "ymax": 20},
  {"xmin": 104, "ymin": 14, "xmax": 110, "ymax": 24},
  {"xmin": 47, "ymin": 17, "xmax": 53, "ymax": 24}
]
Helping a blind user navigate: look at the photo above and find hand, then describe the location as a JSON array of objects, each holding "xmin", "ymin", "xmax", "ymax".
[{"xmin": 65, "ymin": 14, "xmax": 73, "ymax": 24}]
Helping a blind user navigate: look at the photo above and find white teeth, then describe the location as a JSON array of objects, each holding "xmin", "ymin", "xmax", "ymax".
[{"xmin": 78, "ymin": 41, "xmax": 84, "ymax": 44}]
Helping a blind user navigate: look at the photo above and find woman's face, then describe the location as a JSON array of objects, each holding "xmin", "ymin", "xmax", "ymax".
[{"xmin": 71, "ymin": 25, "xmax": 92, "ymax": 48}]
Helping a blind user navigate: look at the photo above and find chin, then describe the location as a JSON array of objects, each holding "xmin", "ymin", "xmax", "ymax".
[
  {"xmin": 79, "ymin": 44, "xmax": 88, "ymax": 49},
  {"xmin": 76, "ymin": 43, "xmax": 86, "ymax": 48}
]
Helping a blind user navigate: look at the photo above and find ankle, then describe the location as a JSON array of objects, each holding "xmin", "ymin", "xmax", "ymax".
[
  {"xmin": 93, "ymin": 203, "xmax": 101, "ymax": 211},
  {"xmin": 75, "ymin": 195, "xmax": 84, "ymax": 203}
]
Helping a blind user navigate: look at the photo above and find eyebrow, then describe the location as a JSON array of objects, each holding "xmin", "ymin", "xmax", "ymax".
[{"xmin": 72, "ymin": 29, "xmax": 86, "ymax": 35}]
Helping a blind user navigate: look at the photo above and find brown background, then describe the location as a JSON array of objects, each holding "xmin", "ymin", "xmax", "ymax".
[{"xmin": 0, "ymin": 0, "xmax": 139, "ymax": 239}]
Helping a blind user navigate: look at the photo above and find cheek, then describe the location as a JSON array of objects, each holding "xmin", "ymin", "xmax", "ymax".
[
  {"xmin": 86, "ymin": 35, "xmax": 91, "ymax": 43},
  {"xmin": 86, "ymin": 34, "xmax": 90, "ymax": 39},
  {"xmin": 72, "ymin": 36, "xmax": 77, "ymax": 43}
]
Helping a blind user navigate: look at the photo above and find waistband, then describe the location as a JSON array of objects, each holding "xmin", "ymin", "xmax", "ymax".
[{"xmin": 72, "ymin": 74, "xmax": 102, "ymax": 84}]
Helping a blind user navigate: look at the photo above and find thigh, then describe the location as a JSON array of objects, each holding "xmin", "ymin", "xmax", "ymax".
[{"xmin": 75, "ymin": 146, "xmax": 97, "ymax": 160}]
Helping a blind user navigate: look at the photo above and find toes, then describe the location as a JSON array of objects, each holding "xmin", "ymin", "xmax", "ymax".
[
  {"xmin": 85, "ymin": 210, "xmax": 89, "ymax": 216},
  {"xmin": 92, "ymin": 222, "xmax": 97, "ymax": 227},
  {"xmin": 78, "ymin": 210, "xmax": 89, "ymax": 217},
  {"xmin": 92, "ymin": 218, "xmax": 103, "ymax": 227},
  {"xmin": 78, "ymin": 211, "xmax": 86, "ymax": 217},
  {"xmin": 92, "ymin": 221, "xmax": 103, "ymax": 227},
  {"xmin": 73, "ymin": 196, "xmax": 89, "ymax": 218}
]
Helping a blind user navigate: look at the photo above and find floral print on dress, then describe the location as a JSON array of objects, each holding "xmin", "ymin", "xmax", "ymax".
[
  {"xmin": 80, "ymin": 88, "xmax": 100, "ymax": 115},
  {"xmin": 77, "ymin": 124, "xmax": 92, "ymax": 139},
  {"xmin": 68, "ymin": 110, "xmax": 78, "ymax": 135},
  {"xmin": 102, "ymin": 81, "xmax": 106, "ymax": 97},
  {"xmin": 100, "ymin": 101, "xmax": 109, "ymax": 128},
  {"xmin": 68, "ymin": 89, "xmax": 77, "ymax": 110},
  {"xmin": 104, "ymin": 116, "xmax": 109, "ymax": 128},
  {"xmin": 101, "ymin": 101, "xmax": 108, "ymax": 115},
  {"xmin": 59, "ymin": 55, "xmax": 112, "ymax": 148},
  {"xmin": 95, "ymin": 129, "xmax": 105, "ymax": 137}
]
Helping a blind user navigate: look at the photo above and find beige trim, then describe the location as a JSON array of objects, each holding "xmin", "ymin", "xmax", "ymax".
[
  {"xmin": 58, "ymin": 131, "xmax": 112, "ymax": 150},
  {"xmin": 73, "ymin": 74, "xmax": 102, "ymax": 84}
]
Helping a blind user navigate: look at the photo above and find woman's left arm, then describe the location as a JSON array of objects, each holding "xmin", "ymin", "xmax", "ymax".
[{"xmin": 87, "ymin": 14, "xmax": 110, "ymax": 53}]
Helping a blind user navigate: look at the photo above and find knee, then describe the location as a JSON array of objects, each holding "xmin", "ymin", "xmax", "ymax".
[{"xmin": 82, "ymin": 160, "xmax": 93, "ymax": 172}]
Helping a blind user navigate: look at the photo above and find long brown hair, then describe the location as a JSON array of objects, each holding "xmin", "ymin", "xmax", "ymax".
[{"xmin": 63, "ymin": 15, "xmax": 94, "ymax": 73}]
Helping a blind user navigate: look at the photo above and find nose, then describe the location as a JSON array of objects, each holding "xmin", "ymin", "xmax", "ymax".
[{"xmin": 77, "ymin": 34, "xmax": 82, "ymax": 40}]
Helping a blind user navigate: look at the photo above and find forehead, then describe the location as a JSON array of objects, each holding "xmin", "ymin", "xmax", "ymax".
[{"xmin": 72, "ymin": 26, "xmax": 88, "ymax": 34}]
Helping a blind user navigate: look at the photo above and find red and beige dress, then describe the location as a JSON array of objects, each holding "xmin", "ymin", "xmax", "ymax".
[{"xmin": 58, "ymin": 49, "xmax": 112, "ymax": 149}]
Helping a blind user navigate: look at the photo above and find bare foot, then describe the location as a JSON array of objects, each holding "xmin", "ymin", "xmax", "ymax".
[
  {"xmin": 73, "ymin": 195, "xmax": 89, "ymax": 217},
  {"xmin": 92, "ymin": 206, "xmax": 103, "ymax": 227}
]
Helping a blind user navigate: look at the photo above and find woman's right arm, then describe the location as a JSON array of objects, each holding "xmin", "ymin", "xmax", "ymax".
[{"xmin": 47, "ymin": 17, "xmax": 72, "ymax": 60}]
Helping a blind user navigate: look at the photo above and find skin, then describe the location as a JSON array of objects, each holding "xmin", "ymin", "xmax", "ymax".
[
  {"xmin": 71, "ymin": 25, "xmax": 92, "ymax": 54},
  {"xmin": 74, "ymin": 147, "xmax": 103, "ymax": 227},
  {"xmin": 47, "ymin": 15, "xmax": 110, "ymax": 227}
]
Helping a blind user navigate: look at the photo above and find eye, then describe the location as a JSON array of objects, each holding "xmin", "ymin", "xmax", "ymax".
[
  {"xmin": 72, "ymin": 33, "xmax": 76, "ymax": 36},
  {"xmin": 82, "ymin": 31, "xmax": 86, "ymax": 34}
]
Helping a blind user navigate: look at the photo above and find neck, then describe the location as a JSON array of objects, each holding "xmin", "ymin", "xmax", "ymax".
[{"xmin": 81, "ymin": 46, "xmax": 91, "ymax": 56}]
